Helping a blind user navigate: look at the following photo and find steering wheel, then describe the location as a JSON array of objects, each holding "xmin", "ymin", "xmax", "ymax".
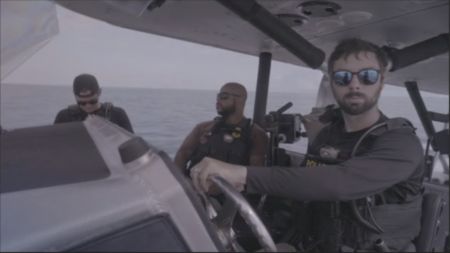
[{"xmin": 197, "ymin": 175, "xmax": 277, "ymax": 252}]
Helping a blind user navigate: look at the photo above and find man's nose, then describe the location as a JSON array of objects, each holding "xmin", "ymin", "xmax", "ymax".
[{"xmin": 348, "ymin": 75, "xmax": 361, "ymax": 89}]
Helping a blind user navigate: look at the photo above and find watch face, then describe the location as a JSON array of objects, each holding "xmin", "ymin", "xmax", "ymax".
[{"xmin": 223, "ymin": 133, "xmax": 234, "ymax": 143}]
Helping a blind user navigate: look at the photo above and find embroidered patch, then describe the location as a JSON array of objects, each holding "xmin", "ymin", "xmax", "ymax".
[
  {"xmin": 223, "ymin": 133, "xmax": 234, "ymax": 143},
  {"xmin": 319, "ymin": 145, "xmax": 340, "ymax": 159}
]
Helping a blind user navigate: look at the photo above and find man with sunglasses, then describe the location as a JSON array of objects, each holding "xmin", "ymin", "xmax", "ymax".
[
  {"xmin": 174, "ymin": 82, "xmax": 267, "ymax": 174},
  {"xmin": 175, "ymin": 82, "xmax": 268, "ymax": 251},
  {"xmin": 54, "ymin": 73, "xmax": 134, "ymax": 133},
  {"xmin": 190, "ymin": 39, "xmax": 424, "ymax": 252}
]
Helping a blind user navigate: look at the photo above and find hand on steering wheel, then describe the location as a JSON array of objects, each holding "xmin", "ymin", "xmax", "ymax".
[{"xmin": 198, "ymin": 175, "xmax": 277, "ymax": 252}]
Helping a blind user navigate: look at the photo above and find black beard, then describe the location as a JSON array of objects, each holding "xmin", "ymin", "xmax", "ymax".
[
  {"xmin": 339, "ymin": 101, "xmax": 374, "ymax": 115},
  {"xmin": 338, "ymin": 92, "xmax": 378, "ymax": 115},
  {"xmin": 217, "ymin": 105, "xmax": 235, "ymax": 118}
]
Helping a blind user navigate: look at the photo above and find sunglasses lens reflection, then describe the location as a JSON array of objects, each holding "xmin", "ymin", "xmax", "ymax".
[
  {"xmin": 358, "ymin": 69, "xmax": 379, "ymax": 85},
  {"xmin": 77, "ymin": 99, "xmax": 98, "ymax": 106},
  {"xmin": 333, "ymin": 69, "xmax": 379, "ymax": 86},
  {"xmin": 333, "ymin": 71, "xmax": 353, "ymax": 86}
]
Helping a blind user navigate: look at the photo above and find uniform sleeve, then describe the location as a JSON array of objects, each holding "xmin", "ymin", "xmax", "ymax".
[
  {"xmin": 114, "ymin": 107, "xmax": 134, "ymax": 133},
  {"xmin": 245, "ymin": 128, "xmax": 424, "ymax": 201},
  {"xmin": 54, "ymin": 109, "xmax": 68, "ymax": 124},
  {"xmin": 174, "ymin": 123, "xmax": 205, "ymax": 171},
  {"xmin": 249, "ymin": 124, "xmax": 269, "ymax": 166}
]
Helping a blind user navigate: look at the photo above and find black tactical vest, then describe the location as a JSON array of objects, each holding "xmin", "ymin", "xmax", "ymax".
[
  {"xmin": 188, "ymin": 118, "xmax": 253, "ymax": 170},
  {"xmin": 300, "ymin": 117, "xmax": 423, "ymax": 252}
]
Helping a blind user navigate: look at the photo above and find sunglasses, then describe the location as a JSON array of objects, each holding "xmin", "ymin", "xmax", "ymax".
[
  {"xmin": 332, "ymin": 68, "xmax": 380, "ymax": 86},
  {"xmin": 77, "ymin": 99, "xmax": 98, "ymax": 106},
  {"xmin": 217, "ymin": 92, "xmax": 241, "ymax": 100}
]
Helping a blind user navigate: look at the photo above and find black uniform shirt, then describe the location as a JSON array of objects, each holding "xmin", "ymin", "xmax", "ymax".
[
  {"xmin": 246, "ymin": 112, "xmax": 424, "ymax": 203},
  {"xmin": 54, "ymin": 103, "xmax": 134, "ymax": 133}
]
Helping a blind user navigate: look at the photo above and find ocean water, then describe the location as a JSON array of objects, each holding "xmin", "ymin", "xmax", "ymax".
[{"xmin": 1, "ymin": 83, "xmax": 448, "ymax": 160}]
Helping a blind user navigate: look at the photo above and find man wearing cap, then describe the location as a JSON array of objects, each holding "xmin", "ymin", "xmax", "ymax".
[{"xmin": 54, "ymin": 73, "xmax": 134, "ymax": 133}]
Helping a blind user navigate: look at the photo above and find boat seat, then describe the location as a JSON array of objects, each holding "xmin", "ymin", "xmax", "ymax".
[{"xmin": 414, "ymin": 192, "xmax": 446, "ymax": 252}]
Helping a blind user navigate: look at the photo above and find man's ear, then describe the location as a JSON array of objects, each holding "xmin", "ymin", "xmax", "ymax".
[{"xmin": 98, "ymin": 88, "xmax": 102, "ymax": 96}]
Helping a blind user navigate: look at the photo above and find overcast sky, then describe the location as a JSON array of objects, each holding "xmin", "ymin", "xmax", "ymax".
[{"xmin": 2, "ymin": 4, "xmax": 324, "ymax": 93}]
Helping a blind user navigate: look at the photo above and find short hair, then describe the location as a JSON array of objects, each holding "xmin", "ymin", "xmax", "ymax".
[
  {"xmin": 327, "ymin": 38, "xmax": 389, "ymax": 74},
  {"xmin": 73, "ymin": 74, "xmax": 100, "ymax": 97}
]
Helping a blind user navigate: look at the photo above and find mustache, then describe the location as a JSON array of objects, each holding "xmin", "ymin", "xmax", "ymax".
[{"xmin": 344, "ymin": 92, "xmax": 366, "ymax": 99}]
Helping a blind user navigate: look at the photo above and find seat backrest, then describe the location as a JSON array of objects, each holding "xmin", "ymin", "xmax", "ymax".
[{"xmin": 414, "ymin": 192, "xmax": 446, "ymax": 252}]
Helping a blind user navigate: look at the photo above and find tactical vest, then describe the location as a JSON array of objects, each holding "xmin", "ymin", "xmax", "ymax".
[
  {"xmin": 302, "ymin": 118, "xmax": 423, "ymax": 252},
  {"xmin": 188, "ymin": 118, "xmax": 253, "ymax": 170},
  {"xmin": 68, "ymin": 102, "xmax": 113, "ymax": 121}
]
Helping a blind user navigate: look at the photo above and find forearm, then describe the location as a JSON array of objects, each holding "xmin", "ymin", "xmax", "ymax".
[
  {"xmin": 246, "ymin": 165, "xmax": 344, "ymax": 201},
  {"xmin": 246, "ymin": 163, "xmax": 399, "ymax": 201},
  {"xmin": 246, "ymin": 131, "xmax": 423, "ymax": 201}
]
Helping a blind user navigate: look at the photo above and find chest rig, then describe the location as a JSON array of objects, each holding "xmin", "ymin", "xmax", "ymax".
[
  {"xmin": 188, "ymin": 117, "xmax": 253, "ymax": 169},
  {"xmin": 301, "ymin": 117, "xmax": 422, "ymax": 252}
]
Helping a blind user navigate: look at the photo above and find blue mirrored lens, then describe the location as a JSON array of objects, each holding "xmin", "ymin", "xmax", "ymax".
[
  {"xmin": 358, "ymin": 69, "xmax": 379, "ymax": 85},
  {"xmin": 333, "ymin": 69, "xmax": 380, "ymax": 86},
  {"xmin": 333, "ymin": 71, "xmax": 353, "ymax": 86}
]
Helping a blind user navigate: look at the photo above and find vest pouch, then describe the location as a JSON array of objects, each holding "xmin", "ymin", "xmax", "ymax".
[{"xmin": 362, "ymin": 197, "xmax": 422, "ymax": 251}]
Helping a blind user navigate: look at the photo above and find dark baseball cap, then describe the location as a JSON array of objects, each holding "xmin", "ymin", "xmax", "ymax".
[{"xmin": 73, "ymin": 74, "xmax": 100, "ymax": 97}]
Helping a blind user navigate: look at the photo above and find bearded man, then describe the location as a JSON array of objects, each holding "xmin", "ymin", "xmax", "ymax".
[
  {"xmin": 174, "ymin": 82, "xmax": 268, "ymax": 174},
  {"xmin": 190, "ymin": 39, "xmax": 425, "ymax": 252}
]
